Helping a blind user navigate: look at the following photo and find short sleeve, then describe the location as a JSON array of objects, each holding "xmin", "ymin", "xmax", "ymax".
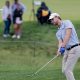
[{"xmin": 64, "ymin": 20, "xmax": 73, "ymax": 29}]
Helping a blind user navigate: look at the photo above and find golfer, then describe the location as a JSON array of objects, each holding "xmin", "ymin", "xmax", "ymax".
[{"xmin": 49, "ymin": 13, "xmax": 80, "ymax": 80}]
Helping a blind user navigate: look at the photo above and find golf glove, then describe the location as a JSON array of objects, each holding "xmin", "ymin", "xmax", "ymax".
[{"xmin": 59, "ymin": 47, "xmax": 65, "ymax": 55}]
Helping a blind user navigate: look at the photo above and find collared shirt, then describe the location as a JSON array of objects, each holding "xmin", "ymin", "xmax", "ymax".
[
  {"xmin": 2, "ymin": 6, "xmax": 12, "ymax": 20},
  {"xmin": 56, "ymin": 20, "xmax": 79, "ymax": 48}
]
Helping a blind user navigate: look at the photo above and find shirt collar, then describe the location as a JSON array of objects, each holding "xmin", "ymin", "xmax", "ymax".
[{"xmin": 58, "ymin": 21, "xmax": 65, "ymax": 29}]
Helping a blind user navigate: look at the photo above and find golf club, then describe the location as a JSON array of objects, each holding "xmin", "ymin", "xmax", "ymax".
[{"xmin": 27, "ymin": 54, "xmax": 59, "ymax": 77}]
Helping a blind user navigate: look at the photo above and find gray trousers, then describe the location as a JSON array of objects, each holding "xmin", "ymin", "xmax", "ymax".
[{"xmin": 62, "ymin": 46, "xmax": 80, "ymax": 80}]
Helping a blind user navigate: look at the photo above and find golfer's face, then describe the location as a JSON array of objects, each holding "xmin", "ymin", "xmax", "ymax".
[{"xmin": 51, "ymin": 17, "xmax": 58, "ymax": 25}]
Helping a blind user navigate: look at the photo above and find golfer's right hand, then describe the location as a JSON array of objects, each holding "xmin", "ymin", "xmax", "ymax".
[{"xmin": 56, "ymin": 50, "xmax": 61, "ymax": 56}]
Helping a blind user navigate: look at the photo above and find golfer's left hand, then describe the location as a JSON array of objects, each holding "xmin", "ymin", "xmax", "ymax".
[{"xmin": 59, "ymin": 47, "xmax": 65, "ymax": 55}]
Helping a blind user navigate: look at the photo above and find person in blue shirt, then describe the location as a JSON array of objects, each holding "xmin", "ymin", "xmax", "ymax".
[
  {"xmin": 49, "ymin": 13, "xmax": 80, "ymax": 80},
  {"xmin": 12, "ymin": 0, "xmax": 25, "ymax": 39}
]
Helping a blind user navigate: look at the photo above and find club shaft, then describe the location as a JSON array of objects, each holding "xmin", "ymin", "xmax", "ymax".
[{"xmin": 34, "ymin": 55, "xmax": 58, "ymax": 75}]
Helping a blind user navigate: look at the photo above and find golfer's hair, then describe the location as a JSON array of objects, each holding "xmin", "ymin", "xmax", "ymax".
[{"xmin": 58, "ymin": 16, "xmax": 62, "ymax": 20}]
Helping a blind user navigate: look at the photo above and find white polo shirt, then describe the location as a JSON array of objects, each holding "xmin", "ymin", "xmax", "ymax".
[{"xmin": 2, "ymin": 6, "xmax": 12, "ymax": 20}]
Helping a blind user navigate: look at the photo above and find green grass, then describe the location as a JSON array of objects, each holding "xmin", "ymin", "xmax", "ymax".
[{"xmin": 0, "ymin": 0, "xmax": 80, "ymax": 80}]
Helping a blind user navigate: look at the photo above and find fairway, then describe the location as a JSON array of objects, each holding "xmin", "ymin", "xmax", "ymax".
[{"xmin": 0, "ymin": 0, "xmax": 80, "ymax": 80}]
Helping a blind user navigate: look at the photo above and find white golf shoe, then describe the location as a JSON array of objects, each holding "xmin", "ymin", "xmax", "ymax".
[
  {"xmin": 12, "ymin": 35, "xmax": 16, "ymax": 39},
  {"xmin": 17, "ymin": 35, "xmax": 21, "ymax": 39}
]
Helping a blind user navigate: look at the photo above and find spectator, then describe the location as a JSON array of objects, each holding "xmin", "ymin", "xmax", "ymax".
[
  {"xmin": 12, "ymin": 3, "xmax": 23, "ymax": 39},
  {"xmin": 36, "ymin": 2, "xmax": 51, "ymax": 25},
  {"xmin": 12, "ymin": 0, "xmax": 26, "ymax": 13},
  {"xmin": 12, "ymin": 0, "xmax": 25, "ymax": 39},
  {"xmin": 2, "ymin": 0, "xmax": 12, "ymax": 38}
]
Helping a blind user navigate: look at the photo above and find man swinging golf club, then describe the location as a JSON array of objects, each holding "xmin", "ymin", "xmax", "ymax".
[{"xmin": 49, "ymin": 13, "xmax": 80, "ymax": 80}]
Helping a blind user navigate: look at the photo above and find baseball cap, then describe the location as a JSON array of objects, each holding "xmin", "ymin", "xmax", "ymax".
[{"xmin": 49, "ymin": 13, "xmax": 60, "ymax": 20}]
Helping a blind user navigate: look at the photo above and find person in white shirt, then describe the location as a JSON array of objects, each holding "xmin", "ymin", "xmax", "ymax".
[{"xmin": 2, "ymin": 0, "xmax": 12, "ymax": 38}]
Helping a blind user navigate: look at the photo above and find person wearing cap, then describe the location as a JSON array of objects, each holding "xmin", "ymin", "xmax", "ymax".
[{"xmin": 49, "ymin": 13, "xmax": 80, "ymax": 80}]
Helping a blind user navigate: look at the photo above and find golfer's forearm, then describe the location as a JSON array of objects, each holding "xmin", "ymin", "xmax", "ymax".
[
  {"xmin": 63, "ymin": 37, "xmax": 70, "ymax": 47},
  {"xmin": 58, "ymin": 40, "xmax": 63, "ymax": 51}
]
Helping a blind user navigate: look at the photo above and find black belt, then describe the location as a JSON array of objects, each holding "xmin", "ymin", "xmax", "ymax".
[{"xmin": 67, "ymin": 43, "xmax": 80, "ymax": 50}]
